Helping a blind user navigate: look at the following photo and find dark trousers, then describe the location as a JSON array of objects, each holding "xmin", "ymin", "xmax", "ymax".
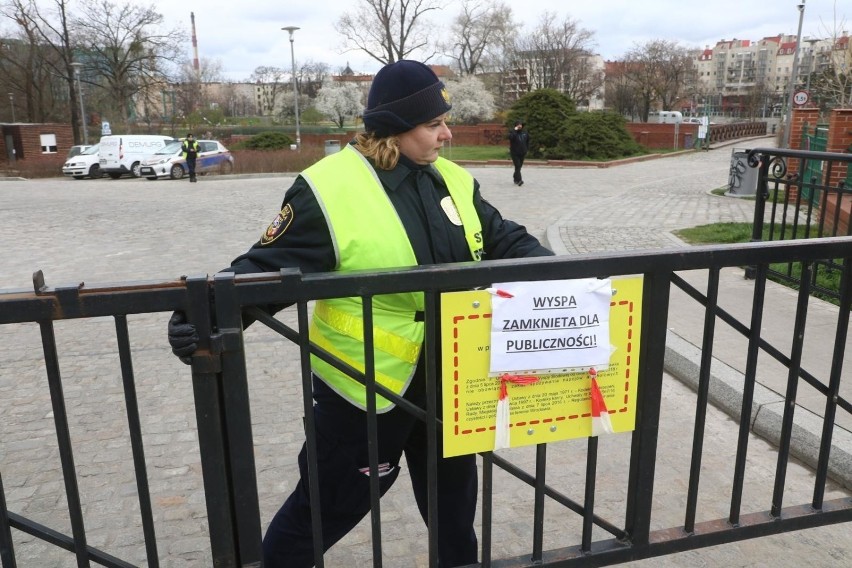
[
  {"xmin": 262, "ymin": 376, "xmax": 478, "ymax": 567},
  {"xmin": 511, "ymin": 153, "xmax": 525, "ymax": 183},
  {"xmin": 186, "ymin": 157, "xmax": 197, "ymax": 181}
]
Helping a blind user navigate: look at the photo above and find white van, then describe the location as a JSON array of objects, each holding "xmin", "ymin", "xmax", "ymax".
[
  {"xmin": 98, "ymin": 135, "xmax": 176, "ymax": 178},
  {"xmin": 648, "ymin": 111, "xmax": 683, "ymax": 124}
]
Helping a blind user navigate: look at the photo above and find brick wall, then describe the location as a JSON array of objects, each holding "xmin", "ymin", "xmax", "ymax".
[
  {"xmin": 624, "ymin": 123, "xmax": 700, "ymax": 149},
  {"xmin": 825, "ymin": 109, "xmax": 852, "ymax": 188},
  {"xmin": 1, "ymin": 123, "xmax": 75, "ymax": 167}
]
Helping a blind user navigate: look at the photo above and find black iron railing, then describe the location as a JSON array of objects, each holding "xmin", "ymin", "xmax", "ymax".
[
  {"xmin": 748, "ymin": 147, "xmax": 852, "ymax": 303},
  {"xmin": 0, "ymin": 238, "xmax": 850, "ymax": 567}
]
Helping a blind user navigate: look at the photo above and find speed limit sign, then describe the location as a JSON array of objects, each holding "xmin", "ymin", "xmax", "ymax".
[{"xmin": 793, "ymin": 90, "xmax": 810, "ymax": 106}]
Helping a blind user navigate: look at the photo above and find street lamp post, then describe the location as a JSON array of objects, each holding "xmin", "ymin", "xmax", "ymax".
[
  {"xmin": 70, "ymin": 62, "xmax": 88, "ymax": 145},
  {"xmin": 282, "ymin": 26, "xmax": 301, "ymax": 149},
  {"xmin": 782, "ymin": 1, "xmax": 806, "ymax": 148},
  {"xmin": 8, "ymin": 92, "xmax": 14, "ymax": 122}
]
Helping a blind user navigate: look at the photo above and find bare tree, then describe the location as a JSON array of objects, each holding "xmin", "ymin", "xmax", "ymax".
[
  {"xmin": 604, "ymin": 61, "xmax": 641, "ymax": 120},
  {"xmin": 299, "ymin": 60, "xmax": 331, "ymax": 98},
  {"xmin": 815, "ymin": 7, "xmax": 852, "ymax": 108},
  {"xmin": 1, "ymin": 0, "xmax": 82, "ymax": 138},
  {"xmin": 335, "ymin": 0, "xmax": 442, "ymax": 65},
  {"xmin": 71, "ymin": 0, "xmax": 186, "ymax": 125},
  {"xmin": 742, "ymin": 79, "xmax": 775, "ymax": 120},
  {"xmin": 173, "ymin": 56, "xmax": 224, "ymax": 118},
  {"xmin": 443, "ymin": 0, "xmax": 515, "ymax": 76},
  {"xmin": 513, "ymin": 12, "xmax": 597, "ymax": 101},
  {"xmin": 624, "ymin": 39, "xmax": 694, "ymax": 121},
  {"xmin": 250, "ymin": 65, "xmax": 286, "ymax": 115}
]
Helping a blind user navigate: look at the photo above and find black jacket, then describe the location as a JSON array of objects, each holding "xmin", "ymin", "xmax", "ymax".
[
  {"xmin": 229, "ymin": 152, "xmax": 551, "ymax": 277},
  {"xmin": 508, "ymin": 129, "xmax": 529, "ymax": 157}
]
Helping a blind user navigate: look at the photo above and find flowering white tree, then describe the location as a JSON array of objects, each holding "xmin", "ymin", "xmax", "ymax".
[
  {"xmin": 445, "ymin": 75, "xmax": 496, "ymax": 124},
  {"xmin": 315, "ymin": 80, "xmax": 364, "ymax": 128}
]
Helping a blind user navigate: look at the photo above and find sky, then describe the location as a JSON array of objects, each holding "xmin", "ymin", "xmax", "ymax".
[{"xmin": 153, "ymin": 0, "xmax": 850, "ymax": 81}]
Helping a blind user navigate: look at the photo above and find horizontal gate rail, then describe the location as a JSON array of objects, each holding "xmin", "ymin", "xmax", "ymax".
[{"xmin": 0, "ymin": 238, "xmax": 850, "ymax": 567}]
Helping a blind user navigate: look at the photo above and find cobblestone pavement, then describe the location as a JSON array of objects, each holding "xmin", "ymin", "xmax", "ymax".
[{"xmin": 1, "ymin": 141, "xmax": 850, "ymax": 566}]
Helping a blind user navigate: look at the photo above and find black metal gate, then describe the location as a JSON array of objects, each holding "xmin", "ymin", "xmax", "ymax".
[{"xmin": 1, "ymin": 232, "xmax": 850, "ymax": 567}]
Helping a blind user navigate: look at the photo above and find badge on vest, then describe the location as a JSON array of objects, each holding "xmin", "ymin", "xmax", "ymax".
[
  {"xmin": 440, "ymin": 196, "xmax": 463, "ymax": 226},
  {"xmin": 260, "ymin": 204, "xmax": 294, "ymax": 245}
]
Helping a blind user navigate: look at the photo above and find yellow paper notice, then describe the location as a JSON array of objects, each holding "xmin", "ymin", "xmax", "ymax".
[{"xmin": 440, "ymin": 277, "xmax": 643, "ymax": 457}]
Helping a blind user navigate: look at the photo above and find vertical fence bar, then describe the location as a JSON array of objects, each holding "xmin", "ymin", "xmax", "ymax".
[
  {"xmin": 297, "ymin": 301, "xmax": 325, "ymax": 567},
  {"xmin": 581, "ymin": 437, "xmax": 599, "ymax": 552},
  {"xmin": 624, "ymin": 270, "xmax": 670, "ymax": 546},
  {"xmin": 361, "ymin": 296, "xmax": 383, "ymax": 567},
  {"xmin": 38, "ymin": 320, "xmax": 90, "ymax": 567},
  {"xmin": 813, "ymin": 258, "xmax": 852, "ymax": 508},
  {"xmin": 531, "ymin": 444, "xmax": 546, "ymax": 562},
  {"xmin": 771, "ymin": 262, "xmax": 813, "ymax": 517},
  {"xmin": 746, "ymin": 154, "xmax": 771, "ymax": 279},
  {"xmin": 213, "ymin": 273, "xmax": 263, "ymax": 565},
  {"xmin": 184, "ymin": 275, "xmax": 238, "ymax": 566},
  {"xmin": 480, "ymin": 453, "xmax": 493, "ymax": 568},
  {"xmin": 424, "ymin": 291, "xmax": 440, "ymax": 568},
  {"xmin": 730, "ymin": 264, "xmax": 767, "ymax": 524},
  {"xmin": 0, "ymin": 471, "xmax": 16, "ymax": 568},
  {"xmin": 684, "ymin": 267, "xmax": 720, "ymax": 533},
  {"xmin": 113, "ymin": 315, "xmax": 159, "ymax": 567}
]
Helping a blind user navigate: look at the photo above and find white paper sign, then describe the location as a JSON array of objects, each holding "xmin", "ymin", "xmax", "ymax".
[{"xmin": 489, "ymin": 278, "xmax": 612, "ymax": 374}]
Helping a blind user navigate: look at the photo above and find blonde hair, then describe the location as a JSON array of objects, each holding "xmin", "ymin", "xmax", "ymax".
[{"xmin": 353, "ymin": 132, "xmax": 401, "ymax": 170}]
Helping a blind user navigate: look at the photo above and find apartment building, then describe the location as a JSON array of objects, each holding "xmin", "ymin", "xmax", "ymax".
[{"xmin": 693, "ymin": 32, "xmax": 850, "ymax": 117}]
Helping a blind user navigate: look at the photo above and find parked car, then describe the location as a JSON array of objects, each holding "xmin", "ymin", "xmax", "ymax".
[
  {"xmin": 66, "ymin": 144, "xmax": 93, "ymax": 159},
  {"xmin": 62, "ymin": 144, "xmax": 104, "ymax": 179},
  {"xmin": 139, "ymin": 140, "xmax": 235, "ymax": 180}
]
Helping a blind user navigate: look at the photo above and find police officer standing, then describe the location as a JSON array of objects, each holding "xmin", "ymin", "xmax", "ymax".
[
  {"xmin": 181, "ymin": 133, "xmax": 200, "ymax": 182},
  {"xmin": 168, "ymin": 60, "xmax": 553, "ymax": 567}
]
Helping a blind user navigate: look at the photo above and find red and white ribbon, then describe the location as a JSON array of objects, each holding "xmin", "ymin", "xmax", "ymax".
[
  {"xmin": 494, "ymin": 373, "xmax": 539, "ymax": 450},
  {"xmin": 589, "ymin": 367, "xmax": 614, "ymax": 436}
]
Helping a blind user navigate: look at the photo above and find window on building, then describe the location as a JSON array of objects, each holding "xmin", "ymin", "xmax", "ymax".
[{"xmin": 40, "ymin": 133, "xmax": 57, "ymax": 154}]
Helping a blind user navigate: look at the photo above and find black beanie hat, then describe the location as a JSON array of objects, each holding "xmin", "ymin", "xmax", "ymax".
[{"xmin": 363, "ymin": 60, "xmax": 452, "ymax": 137}]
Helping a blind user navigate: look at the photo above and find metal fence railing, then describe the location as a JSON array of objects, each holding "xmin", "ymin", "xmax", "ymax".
[
  {"xmin": 747, "ymin": 147, "xmax": 852, "ymax": 303},
  {"xmin": 1, "ymin": 237, "xmax": 851, "ymax": 567}
]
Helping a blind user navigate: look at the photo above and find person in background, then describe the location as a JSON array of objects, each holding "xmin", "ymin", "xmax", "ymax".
[
  {"xmin": 508, "ymin": 121, "xmax": 529, "ymax": 186},
  {"xmin": 181, "ymin": 133, "xmax": 200, "ymax": 182},
  {"xmin": 168, "ymin": 59, "xmax": 553, "ymax": 567}
]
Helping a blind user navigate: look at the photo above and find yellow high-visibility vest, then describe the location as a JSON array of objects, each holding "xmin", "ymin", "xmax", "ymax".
[{"xmin": 301, "ymin": 145, "xmax": 482, "ymax": 411}]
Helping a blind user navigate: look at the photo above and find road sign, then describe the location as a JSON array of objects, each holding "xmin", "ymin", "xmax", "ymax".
[{"xmin": 793, "ymin": 90, "xmax": 810, "ymax": 106}]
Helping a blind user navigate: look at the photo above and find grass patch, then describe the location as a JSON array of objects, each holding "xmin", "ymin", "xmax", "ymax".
[
  {"xmin": 674, "ymin": 222, "xmax": 846, "ymax": 306},
  {"xmin": 439, "ymin": 145, "xmax": 510, "ymax": 160},
  {"xmin": 675, "ymin": 222, "xmax": 757, "ymax": 244}
]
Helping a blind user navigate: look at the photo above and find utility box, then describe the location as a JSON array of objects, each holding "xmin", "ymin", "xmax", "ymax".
[
  {"xmin": 727, "ymin": 149, "xmax": 758, "ymax": 196},
  {"xmin": 324, "ymin": 140, "xmax": 341, "ymax": 155}
]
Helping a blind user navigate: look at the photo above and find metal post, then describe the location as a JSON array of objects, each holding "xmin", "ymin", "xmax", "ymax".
[
  {"xmin": 282, "ymin": 26, "xmax": 301, "ymax": 149},
  {"xmin": 8, "ymin": 93, "xmax": 14, "ymax": 122},
  {"xmin": 782, "ymin": 1, "xmax": 806, "ymax": 148},
  {"xmin": 71, "ymin": 62, "xmax": 88, "ymax": 145}
]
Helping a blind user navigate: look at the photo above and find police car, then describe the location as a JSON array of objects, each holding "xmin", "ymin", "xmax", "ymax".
[{"xmin": 139, "ymin": 139, "xmax": 235, "ymax": 180}]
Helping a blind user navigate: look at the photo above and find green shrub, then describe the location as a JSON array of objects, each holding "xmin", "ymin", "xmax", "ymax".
[
  {"xmin": 549, "ymin": 112, "xmax": 645, "ymax": 160},
  {"xmin": 232, "ymin": 131, "xmax": 295, "ymax": 151},
  {"xmin": 507, "ymin": 89, "xmax": 576, "ymax": 159}
]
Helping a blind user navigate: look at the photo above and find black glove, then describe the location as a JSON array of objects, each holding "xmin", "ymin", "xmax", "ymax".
[{"xmin": 168, "ymin": 311, "xmax": 198, "ymax": 365}]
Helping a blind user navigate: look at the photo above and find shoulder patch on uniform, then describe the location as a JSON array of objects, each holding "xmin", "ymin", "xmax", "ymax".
[{"xmin": 260, "ymin": 204, "xmax": 294, "ymax": 245}]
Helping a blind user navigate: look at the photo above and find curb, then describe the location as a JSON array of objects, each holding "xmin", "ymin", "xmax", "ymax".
[{"xmin": 665, "ymin": 331, "xmax": 852, "ymax": 491}]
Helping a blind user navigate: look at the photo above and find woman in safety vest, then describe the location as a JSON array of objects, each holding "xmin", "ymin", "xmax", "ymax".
[{"xmin": 168, "ymin": 59, "xmax": 553, "ymax": 567}]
